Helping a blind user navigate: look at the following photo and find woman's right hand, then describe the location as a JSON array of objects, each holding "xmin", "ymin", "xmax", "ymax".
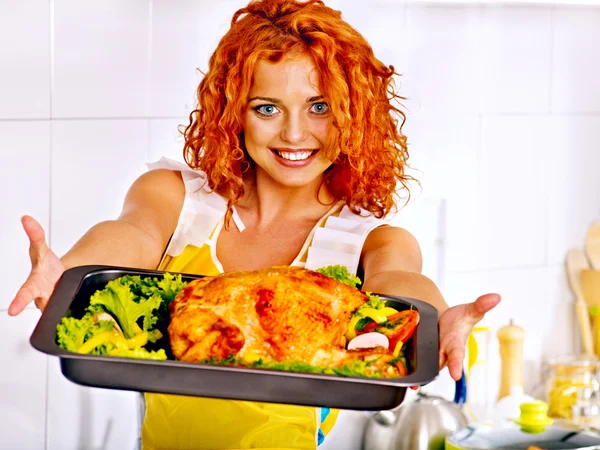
[{"xmin": 8, "ymin": 215, "xmax": 65, "ymax": 316}]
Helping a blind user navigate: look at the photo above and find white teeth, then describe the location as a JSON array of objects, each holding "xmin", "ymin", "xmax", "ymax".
[{"xmin": 276, "ymin": 151, "xmax": 313, "ymax": 161}]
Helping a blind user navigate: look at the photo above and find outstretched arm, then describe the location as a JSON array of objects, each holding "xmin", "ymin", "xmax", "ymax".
[
  {"xmin": 360, "ymin": 225, "xmax": 501, "ymax": 381},
  {"xmin": 8, "ymin": 168, "xmax": 185, "ymax": 316}
]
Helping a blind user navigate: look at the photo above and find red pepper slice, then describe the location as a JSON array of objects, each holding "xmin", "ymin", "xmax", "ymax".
[
  {"xmin": 394, "ymin": 359, "xmax": 408, "ymax": 377},
  {"xmin": 360, "ymin": 310, "xmax": 420, "ymax": 355}
]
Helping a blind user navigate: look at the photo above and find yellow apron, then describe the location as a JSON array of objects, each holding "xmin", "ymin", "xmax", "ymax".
[
  {"xmin": 142, "ymin": 242, "xmax": 339, "ymax": 450},
  {"xmin": 141, "ymin": 156, "xmax": 386, "ymax": 449}
]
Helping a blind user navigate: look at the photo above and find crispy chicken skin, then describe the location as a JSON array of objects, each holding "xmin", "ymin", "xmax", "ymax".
[
  {"xmin": 168, "ymin": 266, "xmax": 407, "ymax": 377},
  {"xmin": 169, "ymin": 266, "xmax": 366, "ymax": 361}
]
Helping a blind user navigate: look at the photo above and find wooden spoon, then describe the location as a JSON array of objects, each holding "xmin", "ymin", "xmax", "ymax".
[
  {"xmin": 585, "ymin": 221, "xmax": 600, "ymax": 270},
  {"xmin": 565, "ymin": 249, "xmax": 595, "ymax": 356}
]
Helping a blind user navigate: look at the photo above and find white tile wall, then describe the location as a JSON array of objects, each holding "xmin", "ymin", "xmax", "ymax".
[
  {"xmin": 52, "ymin": 0, "xmax": 150, "ymax": 118},
  {"xmin": 402, "ymin": 4, "xmax": 482, "ymax": 114},
  {"xmin": 444, "ymin": 265, "xmax": 578, "ymax": 397},
  {"xmin": 546, "ymin": 116, "xmax": 600, "ymax": 264},
  {"xmin": 401, "ymin": 114, "xmax": 481, "ymax": 272},
  {"xmin": 0, "ymin": 309, "xmax": 47, "ymax": 450},
  {"xmin": 0, "ymin": 122, "xmax": 51, "ymax": 311},
  {"xmin": 552, "ymin": 7, "xmax": 600, "ymax": 113},
  {"xmin": 1, "ymin": 1, "xmax": 600, "ymax": 449},
  {"xmin": 50, "ymin": 120, "xmax": 149, "ymax": 257},
  {"xmin": 477, "ymin": 116, "xmax": 551, "ymax": 269},
  {"xmin": 46, "ymin": 359, "xmax": 140, "ymax": 450},
  {"xmin": 0, "ymin": 0, "xmax": 50, "ymax": 119},
  {"xmin": 332, "ymin": 0, "xmax": 409, "ymax": 68},
  {"xmin": 148, "ymin": 118, "xmax": 188, "ymax": 164},
  {"xmin": 479, "ymin": 6, "xmax": 553, "ymax": 113},
  {"xmin": 149, "ymin": 0, "xmax": 249, "ymax": 118}
]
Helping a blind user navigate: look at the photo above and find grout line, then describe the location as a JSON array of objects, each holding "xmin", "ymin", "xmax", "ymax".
[
  {"xmin": 48, "ymin": 122, "xmax": 53, "ymax": 251},
  {"xmin": 147, "ymin": 0, "xmax": 153, "ymax": 120},
  {"xmin": 474, "ymin": 2, "xmax": 483, "ymax": 115},
  {"xmin": 547, "ymin": 5, "xmax": 556, "ymax": 114},
  {"xmin": 409, "ymin": 0, "xmax": 600, "ymax": 5},
  {"xmin": 44, "ymin": 355, "xmax": 50, "ymax": 450},
  {"xmin": 147, "ymin": 0, "xmax": 154, "ymax": 163},
  {"xmin": 543, "ymin": 5, "xmax": 556, "ymax": 267},
  {"xmin": 4, "ymin": 112, "xmax": 600, "ymax": 123},
  {"xmin": 48, "ymin": 0, "xmax": 55, "ymax": 250},
  {"xmin": 406, "ymin": 111, "xmax": 600, "ymax": 117},
  {"xmin": 475, "ymin": 112, "xmax": 483, "ymax": 208},
  {"xmin": 448, "ymin": 263, "xmax": 564, "ymax": 275},
  {"xmin": 0, "ymin": 116, "xmax": 186, "ymax": 122},
  {"xmin": 49, "ymin": 0, "xmax": 55, "ymax": 120},
  {"xmin": 47, "ymin": 2, "xmax": 54, "ymax": 448}
]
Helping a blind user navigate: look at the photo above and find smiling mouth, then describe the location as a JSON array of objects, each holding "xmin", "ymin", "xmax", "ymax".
[{"xmin": 271, "ymin": 149, "xmax": 318, "ymax": 161}]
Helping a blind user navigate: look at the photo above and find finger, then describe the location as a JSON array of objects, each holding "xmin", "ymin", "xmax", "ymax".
[
  {"xmin": 21, "ymin": 215, "xmax": 49, "ymax": 261},
  {"xmin": 7, "ymin": 280, "xmax": 43, "ymax": 316},
  {"xmin": 445, "ymin": 342, "xmax": 466, "ymax": 381},
  {"xmin": 471, "ymin": 293, "xmax": 501, "ymax": 317},
  {"xmin": 447, "ymin": 357, "xmax": 463, "ymax": 381},
  {"xmin": 439, "ymin": 352, "xmax": 448, "ymax": 371},
  {"xmin": 34, "ymin": 296, "xmax": 47, "ymax": 312}
]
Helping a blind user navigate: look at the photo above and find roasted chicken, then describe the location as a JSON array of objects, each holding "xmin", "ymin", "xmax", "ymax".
[{"xmin": 168, "ymin": 266, "xmax": 409, "ymax": 377}]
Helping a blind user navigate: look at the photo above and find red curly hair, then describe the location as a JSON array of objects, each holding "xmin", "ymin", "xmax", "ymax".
[{"xmin": 183, "ymin": 0, "xmax": 414, "ymax": 226}]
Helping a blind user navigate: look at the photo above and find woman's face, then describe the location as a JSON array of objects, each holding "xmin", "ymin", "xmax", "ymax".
[{"xmin": 243, "ymin": 53, "xmax": 334, "ymax": 189}]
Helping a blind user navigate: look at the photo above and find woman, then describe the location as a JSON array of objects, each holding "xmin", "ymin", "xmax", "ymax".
[{"xmin": 8, "ymin": 0, "xmax": 500, "ymax": 448}]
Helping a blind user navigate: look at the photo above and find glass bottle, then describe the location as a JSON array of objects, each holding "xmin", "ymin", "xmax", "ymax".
[{"xmin": 540, "ymin": 355, "xmax": 600, "ymax": 421}]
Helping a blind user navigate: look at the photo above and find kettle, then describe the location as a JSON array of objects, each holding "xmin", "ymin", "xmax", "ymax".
[{"xmin": 361, "ymin": 372, "xmax": 468, "ymax": 450}]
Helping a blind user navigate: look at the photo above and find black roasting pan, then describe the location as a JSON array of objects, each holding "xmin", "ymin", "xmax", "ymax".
[{"xmin": 30, "ymin": 265, "xmax": 439, "ymax": 411}]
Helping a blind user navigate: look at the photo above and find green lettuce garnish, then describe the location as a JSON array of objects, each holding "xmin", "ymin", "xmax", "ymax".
[
  {"xmin": 55, "ymin": 273, "xmax": 188, "ymax": 361},
  {"xmin": 107, "ymin": 346, "xmax": 168, "ymax": 360},
  {"xmin": 90, "ymin": 278, "xmax": 163, "ymax": 340},
  {"xmin": 56, "ymin": 314, "xmax": 115, "ymax": 353},
  {"xmin": 316, "ymin": 265, "xmax": 386, "ymax": 318},
  {"xmin": 362, "ymin": 293, "xmax": 385, "ymax": 310},
  {"xmin": 316, "ymin": 265, "xmax": 361, "ymax": 288},
  {"xmin": 200, "ymin": 355, "xmax": 390, "ymax": 379}
]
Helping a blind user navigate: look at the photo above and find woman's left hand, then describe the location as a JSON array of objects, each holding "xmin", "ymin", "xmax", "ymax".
[{"xmin": 438, "ymin": 293, "xmax": 501, "ymax": 380}]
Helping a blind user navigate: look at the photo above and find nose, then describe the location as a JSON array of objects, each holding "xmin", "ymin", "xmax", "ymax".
[{"xmin": 280, "ymin": 112, "xmax": 308, "ymax": 144}]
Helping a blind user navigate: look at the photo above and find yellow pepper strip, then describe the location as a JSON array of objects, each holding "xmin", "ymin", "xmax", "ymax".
[
  {"xmin": 120, "ymin": 331, "xmax": 149, "ymax": 349},
  {"xmin": 132, "ymin": 322, "xmax": 144, "ymax": 337},
  {"xmin": 393, "ymin": 340, "xmax": 404, "ymax": 357},
  {"xmin": 359, "ymin": 308, "xmax": 388, "ymax": 324},
  {"xmin": 150, "ymin": 329, "xmax": 163, "ymax": 341},
  {"xmin": 77, "ymin": 331, "xmax": 149, "ymax": 354},
  {"xmin": 77, "ymin": 331, "xmax": 118, "ymax": 354},
  {"xmin": 346, "ymin": 316, "xmax": 363, "ymax": 340},
  {"xmin": 347, "ymin": 306, "xmax": 401, "ymax": 341},
  {"xmin": 241, "ymin": 350, "xmax": 261, "ymax": 364},
  {"xmin": 381, "ymin": 307, "xmax": 399, "ymax": 317}
]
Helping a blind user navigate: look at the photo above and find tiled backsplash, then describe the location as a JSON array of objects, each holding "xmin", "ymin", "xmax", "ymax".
[{"xmin": 2, "ymin": 1, "xmax": 600, "ymax": 449}]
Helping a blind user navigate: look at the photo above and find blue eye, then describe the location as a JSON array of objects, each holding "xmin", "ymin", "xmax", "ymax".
[
  {"xmin": 311, "ymin": 102, "xmax": 329, "ymax": 114},
  {"xmin": 254, "ymin": 105, "xmax": 279, "ymax": 116}
]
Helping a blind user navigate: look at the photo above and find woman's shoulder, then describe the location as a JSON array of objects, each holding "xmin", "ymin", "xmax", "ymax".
[
  {"xmin": 125, "ymin": 163, "xmax": 186, "ymax": 216},
  {"xmin": 146, "ymin": 156, "xmax": 211, "ymax": 195},
  {"xmin": 360, "ymin": 224, "xmax": 423, "ymax": 273},
  {"xmin": 363, "ymin": 224, "xmax": 419, "ymax": 249}
]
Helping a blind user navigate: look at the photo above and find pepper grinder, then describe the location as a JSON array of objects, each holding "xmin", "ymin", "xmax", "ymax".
[{"xmin": 497, "ymin": 319, "xmax": 525, "ymax": 401}]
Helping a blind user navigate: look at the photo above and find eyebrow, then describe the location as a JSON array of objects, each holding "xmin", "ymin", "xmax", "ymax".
[{"xmin": 248, "ymin": 95, "xmax": 324, "ymax": 103}]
